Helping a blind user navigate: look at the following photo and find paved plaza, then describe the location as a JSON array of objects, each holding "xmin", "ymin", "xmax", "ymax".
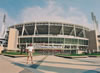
[{"xmin": 0, "ymin": 55, "xmax": 100, "ymax": 73}]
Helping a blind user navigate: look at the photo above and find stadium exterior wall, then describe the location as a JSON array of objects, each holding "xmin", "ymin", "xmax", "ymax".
[{"xmin": 8, "ymin": 21, "xmax": 90, "ymax": 54}]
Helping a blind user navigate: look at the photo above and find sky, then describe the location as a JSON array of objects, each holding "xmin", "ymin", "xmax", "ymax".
[{"xmin": 0, "ymin": 0, "xmax": 100, "ymax": 32}]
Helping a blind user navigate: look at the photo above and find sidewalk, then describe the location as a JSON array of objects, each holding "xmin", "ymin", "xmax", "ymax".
[
  {"xmin": 0, "ymin": 55, "xmax": 23, "ymax": 73},
  {"xmin": 0, "ymin": 55, "xmax": 100, "ymax": 73},
  {"xmin": 10, "ymin": 55, "xmax": 100, "ymax": 73}
]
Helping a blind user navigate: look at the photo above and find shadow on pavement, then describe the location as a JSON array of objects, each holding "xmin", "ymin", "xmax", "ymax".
[
  {"xmin": 33, "ymin": 64, "xmax": 87, "ymax": 73},
  {"xmin": 11, "ymin": 56, "xmax": 100, "ymax": 73},
  {"xmin": 12, "ymin": 62, "xmax": 43, "ymax": 73},
  {"xmin": 19, "ymin": 69, "xmax": 34, "ymax": 73},
  {"xmin": 30, "ymin": 55, "xmax": 48, "ymax": 69},
  {"xmin": 83, "ymin": 70, "xmax": 100, "ymax": 73},
  {"xmin": 12, "ymin": 55, "xmax": 48, "ymax": 73}
]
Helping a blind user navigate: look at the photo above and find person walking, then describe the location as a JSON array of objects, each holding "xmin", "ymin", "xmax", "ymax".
[{"xmin": 26, "ymin": 43, "xmax": 34, "ymax": 64}]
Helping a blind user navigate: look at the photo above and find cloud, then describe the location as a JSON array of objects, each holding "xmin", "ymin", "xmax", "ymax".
[
  {"xmin": 20, "ymin": 0, "xmax": 64, "ymax": 22},
  {"xmin": 66, "ymin": 7, "xmax": 91, "ymax": 27},
  {"xmin": 0, "ymin": 0, "xmax": 91, "ymax": 34},
  {"xmin": 20, "ymin": 0, "xmax": 90, "ymax": 28}
]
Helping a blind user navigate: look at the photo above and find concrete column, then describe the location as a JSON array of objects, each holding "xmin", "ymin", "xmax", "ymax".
[
  {"xmin": 62, "ymin": 24, "xmax": 65, "ymax": 49},
  {"xmin": 21, "ymin": 25, "xmax": 25, "ymax": 36},
  {"xmin": 34, "ymin": 22, "xmax": 37, "ymax": 36},
  {"xmin": 74, "ymin": 25, "xmax": 76, "ymax": 37},
  {"xmin": 7, "ymin": 28, "xmax": 18, "ymax": 50},
  {"xmin": 83, "ymin": 27, "xmax": 86, "ymax": 38},
  {"xmin": 48, "ymin": 22, "xmax": 50, "ymax": 46}
]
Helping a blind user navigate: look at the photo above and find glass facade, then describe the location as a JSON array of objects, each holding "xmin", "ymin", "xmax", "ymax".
[
  {"xmin": 33, "ymin": 37, "xmax": 48, "ymax": 43},
  {"xmin": 20, "ymin": 38, "xmax": 32, "ymax": 43},
  {"xmin": 49, "ymin": 38, "xmax": 64, "ymax": 44},
  {"xmin": 19, "ymin": 37, "xmax": 88, "ymax": 45},
  {"xmin": 37, "ymin": 25, "xmax": 48, "ymax": 34},
  {"xmin": 50, "ymin": 25, "xmax": 62, "ymax": 35},
  {"xmin": 79, "ymin": 39, "xmax": 88, "ymax": 45},
  {"xmin": 65, "ymin": 39, "xmax": 78, "ymax": 44}
]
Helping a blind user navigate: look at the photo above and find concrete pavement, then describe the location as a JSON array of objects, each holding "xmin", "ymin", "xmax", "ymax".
[
  {"xmin": 0, "ymin": 55, "xmax": 23, "ymax": 73},
  {"xmin": 0, "ymin": 55, "xmax": 100, "ymax": 73}
]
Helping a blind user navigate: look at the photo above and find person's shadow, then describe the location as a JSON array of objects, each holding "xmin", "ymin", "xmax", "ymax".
[
  {"xmin": 12, "ymin": 55, "xmax": 48, "ymax": 69},
  {"xmin": 12, "ymin": 55, "xmax": 48, "ymax": 73},
  {"xmin": 30, "ymin": 55, "xmax": 48, "ymax": 69}
]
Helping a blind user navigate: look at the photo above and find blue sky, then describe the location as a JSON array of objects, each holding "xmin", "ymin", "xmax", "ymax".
[
  {"xmin": 0, "ymin": 0, "xmax": 45, "ymax": 18},
  {"xmin": 0, "ymin": 0, "xmax": 100, "ymax": 30}
]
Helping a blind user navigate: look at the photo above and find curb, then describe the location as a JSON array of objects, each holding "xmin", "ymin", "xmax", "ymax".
[
  {"xmin": 2, "ymin": 54, "xmax": 27, "ymax": 58},
  {"xmin": 55, "ymin": 55, "xmax": 88, "ymax": 59}
]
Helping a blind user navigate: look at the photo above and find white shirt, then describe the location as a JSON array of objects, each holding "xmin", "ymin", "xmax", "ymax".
[{"xmin": 27, "ymin": 46, "xmax": 34, "ymax": 52}]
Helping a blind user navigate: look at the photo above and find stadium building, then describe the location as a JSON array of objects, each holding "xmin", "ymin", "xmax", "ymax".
[
  {"xmin": 0, "ymin": 12, "xmax": 97, "ymax": 54},
  {"xmin": 7, "ymin": 21, "xmax": 99, "ymax": 54}
]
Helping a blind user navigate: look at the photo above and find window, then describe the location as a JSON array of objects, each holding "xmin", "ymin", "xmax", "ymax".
[{"xmin": 20, "ymin": 38, "xmax": 32, "ymax": 43}]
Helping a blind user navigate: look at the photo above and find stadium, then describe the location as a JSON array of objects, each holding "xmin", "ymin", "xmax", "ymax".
[{"xmin": 8, "ymin": 21, "xmax": 90, "ymax": 54}]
